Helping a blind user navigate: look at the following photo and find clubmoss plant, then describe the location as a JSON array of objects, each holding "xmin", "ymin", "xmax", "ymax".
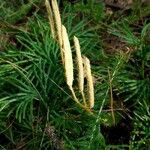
[
  {"xmin": 0, "ymin": 1, "xmax": 101, "ymax": 148},
  {"xmin": 46, "ymin": 0, "xmax": 95, "ymax": 112}
]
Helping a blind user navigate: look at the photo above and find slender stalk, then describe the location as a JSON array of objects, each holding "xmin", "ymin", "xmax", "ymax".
[{"xmin": 108, "ymin": 69, "xmax": 115, "ymax": 125}]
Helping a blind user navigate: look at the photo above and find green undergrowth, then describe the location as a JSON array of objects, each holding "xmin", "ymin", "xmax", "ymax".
[
  {"xmin": 0, "ymin": 0, "xmax": 150, "ymax": 149},
  {"xmin": 0, "ymin": 13, "xmax": 106, "ymax": 149}
]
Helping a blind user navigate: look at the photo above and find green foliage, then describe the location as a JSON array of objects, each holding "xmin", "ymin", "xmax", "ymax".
[
  {"xmin": 109, "ymin": 22, "xmax": 150, "ymax": 101},
  {"xmin": 61, "ymin": 3, "xmax": 101, "ymax": 61},
  {"xmin": 108, "ymin": 22, "xmax": 150, "ymax": 147},
  {"xmin": 0, "ymin": 15, "xmax": 64, "ymax": 149},
  {"xmin": 131, "ymin": 100, "xmax": 150, "ymax": 149},
  {"xmin": 73, "ymin": 0, "xmax": 105, "ymax": 23},
  {"xmin": 0, "ymin": 0, "xmax": 150, "ymax": 149},
  {"xmin": 0, "ymin": 11, "xmax": 104, "ymax": 149},
  {"xmin": 0, "ymin": 0, "xmax": 42, "ymax": 24}
]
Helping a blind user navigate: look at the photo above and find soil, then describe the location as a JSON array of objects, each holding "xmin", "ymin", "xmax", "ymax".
[{"xmin": 101, "ymin": 116, "xmax": 132, "ymax": 146}]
